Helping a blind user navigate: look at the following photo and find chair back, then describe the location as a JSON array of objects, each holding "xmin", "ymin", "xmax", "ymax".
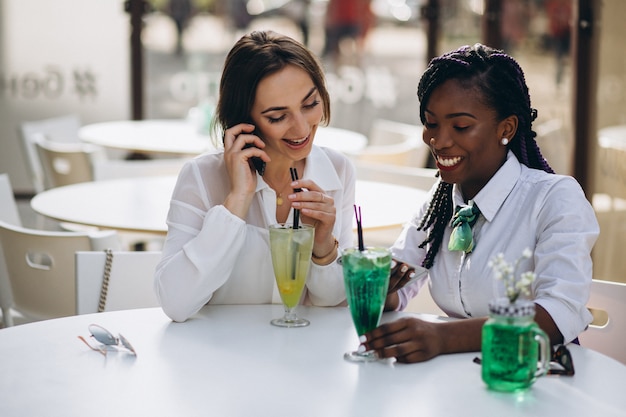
[
  {"xmin": 0, "ymin": 220, "xmax": 120, "ymax": 321},
  {"xmin": 360, "ymin": 119, "xmax": 430, "ymax": 168},
  {"xmin": 369, "ymin": 119, "xmax": 422, "ymax": 146},
  {"xmin": 17, "ymin": 114, "xmax": 82, "ymax": 193},
  {"xmin": 0, "ymin": 174, "xmax": 22, "ymax": 327},
  {"xmin": 75, "ymin": 250, "xmax": 161, "ymax": 314},
  {"xmin": 0, "ymin": 174, "xmax": 21, "ymax": 227},
  {"xmin": 354, "ymin": 161, "xmax": 438, "ymax": 191},
  {"xmin": 34, "ymin": 135, "xmax": 101, "ymax": 188},
  {"xmin": 357, "ymin": 137, "xmax": 430, "ymax": 168},
  {"xmin": 579, "ymin": 279, "xmax": 626, "ymax": 364}
]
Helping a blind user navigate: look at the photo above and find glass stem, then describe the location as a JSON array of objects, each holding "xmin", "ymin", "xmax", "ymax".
[{"xmin": 283, "ymin": 306, "xmax": 297, "ymax": 321}]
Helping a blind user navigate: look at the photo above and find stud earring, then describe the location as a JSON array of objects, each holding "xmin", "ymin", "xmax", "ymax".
[{"xmin": 501, "ymin": 138, "xmax": 509, "ymax": 146}]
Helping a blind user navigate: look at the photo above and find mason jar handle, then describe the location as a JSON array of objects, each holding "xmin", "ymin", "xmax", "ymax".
[{"xmin": 533, "ymin": 327, "xmax": 551, "ymax": 378}]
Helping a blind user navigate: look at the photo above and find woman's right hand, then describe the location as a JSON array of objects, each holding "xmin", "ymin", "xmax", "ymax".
[{"xmin": 222, "ymin": 123, "xmax": 270, "ymax": 218}]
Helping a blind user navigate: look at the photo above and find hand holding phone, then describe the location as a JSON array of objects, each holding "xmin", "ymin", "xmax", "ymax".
[
  {"xmin": 242, "ymin": 143, "xmax": 266, "ymax": 176},
  {"xmin": 389, "ymin": 258, "xmax": 428, "ymax": 292},
  {"xmin": 241, "ymin": 127, "xmax": 266, "ymax": 175}
]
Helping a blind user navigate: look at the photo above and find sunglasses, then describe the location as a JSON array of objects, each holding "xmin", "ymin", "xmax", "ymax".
[
  {"xmin": 472, "ymin": 344, "xmax": 574, "ymax": 376},
  {"xmin": 78, "ymin": 324, "xmax": 136, "ymax": 356},
  {"xmin": 547, "ymin": 344, "xmax": 575, "ymax": 376}
]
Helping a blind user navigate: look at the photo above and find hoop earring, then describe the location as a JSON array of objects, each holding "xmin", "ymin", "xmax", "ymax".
[{"xmin": 501, "ymin": 138, "xmax": 509, "ymax": 146}]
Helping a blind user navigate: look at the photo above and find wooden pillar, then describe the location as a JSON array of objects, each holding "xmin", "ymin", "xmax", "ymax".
[
  {"xmin": 421, "ymin": 0, "xmax": 440, "ymax": 64},
  {"xmin": 571, "ymin": 0, "xmax": 598, "ymax": 197},
  {"xmin": 125, "ymin": 0, "xmax": 149, "ymax": 121},
  {"xmin": 482, "ymin": 0, "xmax": 503, "ymax": 50}
]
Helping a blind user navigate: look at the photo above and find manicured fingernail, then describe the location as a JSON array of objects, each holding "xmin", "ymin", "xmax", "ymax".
[
  {"xmin": 400, "ymin": 265, "xmax": 408, "ymax": 273},
  {"xmin": 359, "ymin": 335, "xmax": 367, "ymax": 343},
  {"xmin": 408, "ymin": 271, "xmax": 416, "ymax": 279},
  {"xmin": 391, "ymin": 260, "xmax": 397, "ymax": 268},
  {"xmin": 357, "ymin": 345, "xmax": 366, "ymax": 353}
]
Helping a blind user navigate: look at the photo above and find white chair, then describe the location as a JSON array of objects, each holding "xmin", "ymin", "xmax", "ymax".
[
  {"xmin": 354, "ymin": 161, "xmax": 438, "ymax": 191},
  {"xmin": 356, "ymin": 137, "xmax": 431, "ymax": 168},
  {"xmin": 34, "ymin": 135, "xmax": 104, "ymax": 188},
  {"xmin": 17, "ymin": 114, "xmax": 83, "ymax": 193},
  {"xmin": 352, "ymin": 119, "xmax": 430, "ymax": 169},
  {"xmin": 0, "ymin": 220, "xmax": 121, "ymax": 322},
  {"xmin": 0, "ymin": 174, "xmax": 22, "ymax": 327},
  {"xmin": 369, "ymin": 119, "xmax": 422, "ymax": 146},
  {"xmin": 579, "ymin": 279, "xmax": 626, "ymax": 365},
  {"xmin": 75, "ymin": 250, "xmax": 162, "ymax": 314}
]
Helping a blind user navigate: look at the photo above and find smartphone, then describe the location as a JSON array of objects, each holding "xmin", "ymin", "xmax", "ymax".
[{"xmin": 242, "ymin": 128, "xmax": 266, "ymax": 176}]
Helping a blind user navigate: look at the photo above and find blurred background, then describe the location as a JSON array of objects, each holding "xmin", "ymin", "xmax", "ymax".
[{"xmin": 0, "ymin": 0, "xmax": 624, "ymax": 281}]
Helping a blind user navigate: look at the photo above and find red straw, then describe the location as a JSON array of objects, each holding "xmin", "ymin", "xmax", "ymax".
[{"xmin": 354, "ymin": 204, "xmax": 364, "ymax": 251}]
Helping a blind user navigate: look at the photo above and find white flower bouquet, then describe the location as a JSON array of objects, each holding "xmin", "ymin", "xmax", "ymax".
[{"xmin": 488, "ymin": 248, "xmax": 536, "ymax": 304}]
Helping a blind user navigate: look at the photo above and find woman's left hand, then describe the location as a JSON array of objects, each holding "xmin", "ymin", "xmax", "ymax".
[
  {"xmin": 287, "ymin": 178, "xmax": 336, "ymax": 255},
  {"xmin": 388, "ymin": 260, "xmax": 417, "ymax": 294}
]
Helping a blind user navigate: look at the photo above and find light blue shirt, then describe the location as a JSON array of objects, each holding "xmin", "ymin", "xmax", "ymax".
[
  {"xmin": 155, "ymin": 145, "xmax": 355, "ymax": 322},
  {"xmin": 393, "ymin": 152, "xmax": 599, "ymax": 343}
]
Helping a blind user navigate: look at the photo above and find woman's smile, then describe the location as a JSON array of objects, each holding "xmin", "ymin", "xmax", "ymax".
[
  {"xmin": 435, "ymin": 154, "xmax": 463, "ymax": 170},
  {"xmin": 283, "ymin": 134, "xmax": 311, "ymax": 149}
]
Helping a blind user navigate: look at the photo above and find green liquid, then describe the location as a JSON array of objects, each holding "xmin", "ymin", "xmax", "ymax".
[
  {"xmin": 342, "ymin": 247, "xmax": 391, "ymax": 336},
  {"xmin": 270, "ymin": 225, "xmax": 314, "ymax": 309},
  {"xmin": 481, "ymin": 320, "xmax": 540, "ymax": 392}
]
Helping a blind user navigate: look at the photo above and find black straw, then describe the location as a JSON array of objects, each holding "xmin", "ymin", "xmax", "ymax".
[
  {"xmin": 290, "ymin": 167, "xmax": 301, "ymax": 229},
  {"xmin": 289, "ymin": 167, "xmax": 302, "ymax": 280},
  {"xmin": 354, "ymin": 204, "xmax": 364, "ymax": 251}
]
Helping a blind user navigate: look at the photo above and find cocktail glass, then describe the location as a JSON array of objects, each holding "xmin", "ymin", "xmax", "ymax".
[
  {"xmin": 269, "ymin": 223, "xmax": 315, "ymax": 328},
  {"xmin": 342, "ymin": 246, "xmax": 392, "ymax": 362}
]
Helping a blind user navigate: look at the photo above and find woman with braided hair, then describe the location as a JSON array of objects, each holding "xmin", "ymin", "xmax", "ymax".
[{"xmin": 359, "ymin": 44, "xmax": 599, "ymax": 363}]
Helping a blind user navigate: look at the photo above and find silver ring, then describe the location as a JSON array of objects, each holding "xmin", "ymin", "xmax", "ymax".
[{"xmin": 321, "ymin": 193, "xmax": 325, "ymax": 203}]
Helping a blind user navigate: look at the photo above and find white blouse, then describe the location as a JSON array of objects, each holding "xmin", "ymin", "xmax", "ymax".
[
  {"xmin": 155, "ymin": 145, "xmax": 356, "ymax": 322},
  {"xmin": 392, "ymin": 152, "xmax": 599, "ymax": 343}
]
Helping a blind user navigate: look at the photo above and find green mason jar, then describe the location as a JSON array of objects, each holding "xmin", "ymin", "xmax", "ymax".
[{"xmin": 481, "ymin": 298, "xmax": 550, "ymax": 392}]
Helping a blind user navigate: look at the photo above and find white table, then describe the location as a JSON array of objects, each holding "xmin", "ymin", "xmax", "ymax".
[
  {"xmin": 79, "ymin": 120, "xmax": 367, "ymax": 155},
  {"xmin": 30, "ymin": 176, "xmax": 427, "ymax": 234},
  {"xmin": 0, "ymin": 305, "xmax": 624, "ymax": 417}
]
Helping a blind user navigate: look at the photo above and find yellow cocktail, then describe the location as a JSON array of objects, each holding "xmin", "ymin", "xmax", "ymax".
[{"xmin": 269, "ymin": 223, "xmax": 315, "ymax": 327}]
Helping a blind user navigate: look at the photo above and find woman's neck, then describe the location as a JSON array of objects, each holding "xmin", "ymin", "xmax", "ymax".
[
  {"xmin": 263, "ymin": 159, "xmax": 304, "ymax": 187},
  {"xmin": 263, "ymin": 159, "xmax": 304, "ymax": 223}
]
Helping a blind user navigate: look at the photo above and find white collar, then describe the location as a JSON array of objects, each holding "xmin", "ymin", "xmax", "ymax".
[{"xmin": 453, "ymin": 151, "xmax": 522, "ymax": 222}]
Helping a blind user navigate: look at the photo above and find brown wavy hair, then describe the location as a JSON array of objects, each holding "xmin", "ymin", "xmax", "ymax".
[{"xmin": 212, "ymin": 30, "xmax": 331, "ymax": 143}]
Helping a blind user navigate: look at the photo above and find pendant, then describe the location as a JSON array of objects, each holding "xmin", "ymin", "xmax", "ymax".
[{"xmin": 276, "ymin": 194, "xmax": 283, "ymax": 206}]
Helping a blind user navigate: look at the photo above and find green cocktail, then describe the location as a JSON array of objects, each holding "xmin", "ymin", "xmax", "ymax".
[
  {"xmin": 342, "ymin": 246, "xmax": 391, "ymax": 362},
  {"xmin": 269, "ymin": 223, "xmax": 315, "ymax": 327}
]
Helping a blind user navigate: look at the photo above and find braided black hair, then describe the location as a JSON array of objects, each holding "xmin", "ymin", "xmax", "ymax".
[{"xmin": 416, "ymin": 43, "xmax": 554, "ymax": 269}]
